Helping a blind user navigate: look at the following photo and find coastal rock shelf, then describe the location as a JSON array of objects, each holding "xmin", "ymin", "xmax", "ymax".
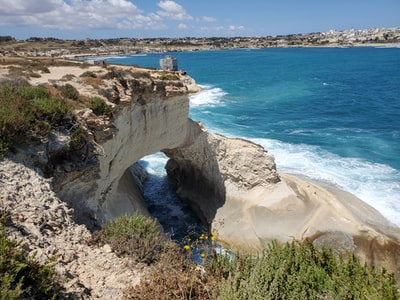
[{"xmin": 1, "ymin": 61, "xmax": 400, "ymax": 284}]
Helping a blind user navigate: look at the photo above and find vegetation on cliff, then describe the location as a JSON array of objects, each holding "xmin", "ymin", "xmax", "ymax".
[
  {"xmin": 92, "ymin": 214, "xmax": 400, "ymax": 299},
  {"xmin": 0, "ymin": 67, "xmax": 113, "ymax": 159},
  {"xmin": 0, "ymin": 216, "xmax": 65, "ymax": 299},
  {"xmin": 0, "ymin": 84, "xmax": 73, "ymax": 157},
  {"xmin": 90, "ymin": 213, "xmax": 175, "ymax": 265}
]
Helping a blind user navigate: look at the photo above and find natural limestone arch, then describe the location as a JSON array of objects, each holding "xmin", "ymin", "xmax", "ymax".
[{"xmin": 52, "ymin": 68, "xmax": 400, "ymax": 282}]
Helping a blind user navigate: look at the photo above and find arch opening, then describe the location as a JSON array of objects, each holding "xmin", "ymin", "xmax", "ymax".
[{"xmin": 137, "ymin": 152, "xmax": 206, "ymax": 242}]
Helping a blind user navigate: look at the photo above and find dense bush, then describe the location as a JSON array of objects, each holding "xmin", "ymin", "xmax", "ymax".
[
  {"xmin": 0, "ymin": 223, "xmax": 64, "ymax": 299},
  {"xmin": 218, "ymin": 241, "xmax": 399, "ymax": 300},
  {"xmin": 89, "ymin": 96, "xmax": 111, "ymax": 117},
  {"xmin": 59, "ymin": 83, "xmax": 79, "ymax": 100},
  {"xmin": 0, "ymin": 85, "xmax": 70, "ymax": 156},
  {"xmin": 91, "ymin": 213, "xmax": 174, "ymax": 264}
]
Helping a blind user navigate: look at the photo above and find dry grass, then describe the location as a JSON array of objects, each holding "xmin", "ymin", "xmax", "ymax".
[
  {"xmin": 125, "ymin": 249, "xmax": 220, "ymax": 300},
  {"xmin": 83, "ymin": 76, "xmax": 105, "ymax": 87}
]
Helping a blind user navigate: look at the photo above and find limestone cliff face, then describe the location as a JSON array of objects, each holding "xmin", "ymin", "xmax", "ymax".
[
  {"xmin": 165, "ymin": 121, "xmax": 280, "ymax": 223},
  {"xmin": 95, "ymin": 89, "xmax": 190, "ymax": 222},
  {"xmin": 55, "ymin": 66, "xmax": 197, "ymax": 225}
]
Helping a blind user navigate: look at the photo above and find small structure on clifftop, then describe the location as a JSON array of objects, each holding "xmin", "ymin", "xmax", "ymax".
[{"xmin": 160, "ymin": 55, "xmax": 178, "ymax": 71}]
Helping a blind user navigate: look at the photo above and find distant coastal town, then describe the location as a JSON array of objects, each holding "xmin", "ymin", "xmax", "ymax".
[{"xmin": 1, "ymin": 27, "xmax": 399, "ymax": 58}]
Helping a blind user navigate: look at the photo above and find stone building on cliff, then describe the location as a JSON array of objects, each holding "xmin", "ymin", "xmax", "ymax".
[{"xmin": 160, "ymin": 55, "xmax": 178, "ymax": 71}]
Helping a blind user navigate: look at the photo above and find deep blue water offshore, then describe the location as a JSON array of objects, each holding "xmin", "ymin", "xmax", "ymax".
[{"xmin": 94, "ymin": 47, "xmax": 400, "ymax": 233}]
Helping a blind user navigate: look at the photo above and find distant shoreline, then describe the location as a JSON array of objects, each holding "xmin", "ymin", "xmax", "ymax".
[
  {"xmin": 1, "ymin": 27, "xmax": 399, "ymax": 59},
  {"xmin": 69, "ymin": 43, "xmax": 400, "ymax": 60}
]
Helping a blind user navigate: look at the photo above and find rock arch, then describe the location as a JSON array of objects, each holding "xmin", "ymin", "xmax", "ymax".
[{"xmin": 54, "ymin": 69, "xmax": 400, "ymax": 282}]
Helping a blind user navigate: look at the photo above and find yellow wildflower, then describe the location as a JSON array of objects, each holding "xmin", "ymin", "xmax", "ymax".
[
  {"xmin": 183, "ymin": 245, "xmax": 190, "ymax": 250},
  {"xmin": 200, "ymin": 253, "xmax": 206, "ymax": 258}
]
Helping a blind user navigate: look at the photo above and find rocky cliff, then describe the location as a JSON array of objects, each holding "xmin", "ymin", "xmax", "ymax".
[
  {"xmin": 1, "ymin": 61, "xmax": 400, "ymax": 287},
  {"xmin": 56, "ymin": 68, "xmax": 197, "ymax": 226}
]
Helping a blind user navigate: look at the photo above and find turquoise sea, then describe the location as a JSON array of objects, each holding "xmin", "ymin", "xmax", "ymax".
[{"xmin": 89, "ymin": 47, "xmax": 400, "ymax": 236}]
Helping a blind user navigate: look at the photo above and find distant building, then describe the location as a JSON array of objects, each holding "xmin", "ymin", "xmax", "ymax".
[
  {"xmin": 160, "ymin": 55, "xmax": 178, "ymax": 71},
  {"xmin": 94, "ymin": 59, "xmax": 107, "ymax": 67},
  {"xmin": 87, "ymin": 59, "xmax": 107, "ymax": 67}
]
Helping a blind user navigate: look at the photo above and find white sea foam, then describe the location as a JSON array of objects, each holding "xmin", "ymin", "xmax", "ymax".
[
  {"xmin": 189, "ymin": 85, "xmax": 227, "ymax": 107},
  {"xmin": 90, "ymin": 54, "xmax": 147, "ymax": 60},
  {"xmin": 138, "ymin": 153, "xmax": 185, "ymax": 216},
  {"xmin": 138, "ymin": 152, "xmax": 168, "ymax": 176},
  {"xmin": 253, "ymin": 138, "xmax": 400, "ymax": 227},
  {"xmin": 83, "ymin": 55, "xmax": 130, "ymax": 60},
  {"xmin": 137, "ymin": 146, "xmax": 400, "ymax": 227}
]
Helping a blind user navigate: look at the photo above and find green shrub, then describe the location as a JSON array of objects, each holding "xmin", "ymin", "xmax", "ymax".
[
  {"xmin": 158, "ymin": 74, "xmax": 179, "ymax": 81},
  {"xmin": 0, "ymin": 85, "xmax": 70, "ymax": 157},
  {"xmin": 91, "ymin": 213, "xmax": 172, "ymax": 264},
  {"xmin": 71, "ymin": 125, "xmax": 85, "ymax": 147},
  {"xmin": 80, "ymin": 71, "xmax": 97, "ymax": 78},
  {"xmin": 15, "ymin": 85, "xmax": 50, "ymax": 100},
  {"xmin": 59, "ymin": 83, "xmax": 79, "ymax": 100},
  {"xmin": 31, "ymin": 96, "xmax": 69, "ymax": 121},
  {"xmin": 0, "ymin": 224, "xmax": 64, "ymax": 299},
  {"xmin": 217, "ymin": 240, "xmax": 399, "ymax": 300},
  {"xmin": 41, "ymin": 66, "xmax": 51, "ymax": 73},
  {"xmin": 89, "ymin": 96, "xmax": 111, "ymax": 117}
]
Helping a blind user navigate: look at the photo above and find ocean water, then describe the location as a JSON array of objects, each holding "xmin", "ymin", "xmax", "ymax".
[{"xmin": 102, "ymin": 47, "xmax": 400, "ymax": 231}]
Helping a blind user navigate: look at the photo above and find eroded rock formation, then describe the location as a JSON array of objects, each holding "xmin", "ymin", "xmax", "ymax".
[
  {"xmin": 165, "ymin": 121, "xmax": 400, "ymax": 282},
  {"xmin": 2, "ymin": 62, "xmax": 399, "ymax": 284}
]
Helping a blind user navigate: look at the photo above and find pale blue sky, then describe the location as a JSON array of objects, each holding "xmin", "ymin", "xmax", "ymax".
[{"xmin": 0, "ymin": 0, "xmax": 399, "ymax": 39}]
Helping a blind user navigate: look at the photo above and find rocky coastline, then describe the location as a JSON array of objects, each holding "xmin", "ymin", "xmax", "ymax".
[{"xmin": 1, "ymin": 58, "xmax": 400, "ymax": 297}]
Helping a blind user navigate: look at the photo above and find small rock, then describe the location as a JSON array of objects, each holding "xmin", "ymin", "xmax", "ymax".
[{"xmin": 102, "ymin": 244, "xmax": 113, "ymax": 253}]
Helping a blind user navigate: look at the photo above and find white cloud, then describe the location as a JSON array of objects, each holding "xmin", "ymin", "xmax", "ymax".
[
  {"xmin": 157, "ymin": 0, "xmax": 193, "ymax": 21},
  {"xmin": 200, "ymin": 26, "xmax": 225, "ymax": 34},
  {"xmin": 0, "ymin": 0, "xmax": 165, "ymax": 30},
  {"xmin": 178, "ymin": 23, "xmax": 188, "ymax": 29},
  {"xmin": 229, "ymin": 25, "xmax": 245, "ymax": 31},
  {"xmin": 0, "ymin": 0, "xmax": 61, "ymax": 15},
  {"xmin": 0, "ymin": 0, "xmax": 232, "ymax": 37},
  {"xmin": 200, "ymin": 25, "xmax": 246, "ymax": 36},
  {"xmin": 202, "ymin": 16, "xmax": 216, "ymax": 23}
]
